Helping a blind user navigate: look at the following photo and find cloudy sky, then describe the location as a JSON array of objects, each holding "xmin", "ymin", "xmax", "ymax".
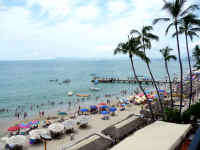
[{"xmin": 0, "ymin": 0, "xmax": 199, "ymax": 60}]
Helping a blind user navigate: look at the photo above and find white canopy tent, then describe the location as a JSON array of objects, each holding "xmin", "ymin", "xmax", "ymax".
[{"xmin": 111, "ymin": 121, "xmax": 191, "ymax": 150}]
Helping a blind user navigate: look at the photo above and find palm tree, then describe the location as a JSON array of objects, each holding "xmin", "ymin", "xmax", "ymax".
[
  {"xmin": 174, "ymin": 14, "xmax": 200, "ymax": 108},
  {"xmin": 153, "ymin": 0, "xmax": 199, "ymax": 116},
  {"xmin": 114, "ymin": 36, "xmax": 155, "ymax": 120},
  {"xmin": 130, "ymin": 26, "xmax": 164, "ymax": 119},
  {"xmin": 193, "ymin": 45, "xmax": 200, "ymax": 69},
  {"xmin": 160, "ymin": 47, "xmax": 177, "ymax": 108}
]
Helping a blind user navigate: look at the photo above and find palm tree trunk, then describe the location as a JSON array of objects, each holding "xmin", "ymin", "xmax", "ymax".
[
  {"xmin": 129, "ymin": 55, "xmax": 155, "ymax": 121},
  {"xmin": 143, "ymin": 40, "xmax": 164, "ymax": 119},
  {"xmin": 165, "ymin": 61, "xmax": 174, "ymax": 108},
  {"xmin": 174, "ymin": 20, "xmax": 184, "ymax": 116},
  {"xmin": 185, "ymin": 32, "xmax": 193, "ymax": 108}
]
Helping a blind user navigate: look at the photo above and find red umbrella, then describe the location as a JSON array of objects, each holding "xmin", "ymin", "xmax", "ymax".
[
  {"xmin": 98, "ymin": 102, "xmax": 107, "ymax": 106},
  {"xmin": 8, "ymin": 126, "xmax": 20, "ymax": 131}
]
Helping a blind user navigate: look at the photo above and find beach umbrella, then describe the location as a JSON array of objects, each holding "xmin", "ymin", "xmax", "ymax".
[
  {"xmin": 29, "ymin": 129, "xmax": 50, "ymax": 140},
  {"xmin": 58, "ymin": 112, "xmax": 67, "ymax": 116},
  {"xmin": 98, "ymin": 102, "xmax": 107, "ymax": 106},
  {"xmin": 90, "ymin": 105, "xmax": 97, "ymax": 109},
  {"xmin": 101, "ymin": 111, "xmax": 109, "ymax": 115},
  {"xmin": 121, "ymin": 103, "xmax": 126, "ymax": 107},
  {"xmin": 159, "ymin": 89, "xmax": 165, "ymax": 93},
  {"xmin": 28, "ymin": 120, "xmax": 39, "ymax": 126},
  {"xmin": 48, "ymin": 123, "xmax": 64, "ymax": 133},
  {"xmin": 62, "ymin": 119, "xmax": 76, "ymax": 130},
  {"xmin": 6, "ymin": 135, "xmax": 28, "ymax": 146},
  {"xmin": 145, "ymin": 90, "xmax": 151, "ymax": 94},
  {"xmin": 109, "ymin": 107, "xmax": 117, "ymax": 112},
  {"xmin": 100, "ymin": 105, "xmax": 109, "ymax": 109},
  {"xmin": 80, "ymin": 108, "xmax": 89, "ymax": 112},
  {"xmin": 8, "ymin": 126, "xmax": 20, "ymax": 132},
  {"xmin": 138, "ymin": 93, "xmax": 144, "ymax": 97},
  {"xmin": 19, "ymin": 123, "xmax": 30, "ymax": 129},
  {"xmin": 77, "ymin": 115, "xmax": 89, "ymax": 125}
]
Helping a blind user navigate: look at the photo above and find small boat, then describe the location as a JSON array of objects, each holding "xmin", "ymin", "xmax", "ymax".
[
  {"xmin": 76, "ymin": 94, "xmax": 90, "ymax": 97},
  {"xmin": 90, "ymin": 87, "xmax": 101, "ymax": 91},
  {"xmin": 62, "ymin": 79, "xmax": 71, "ymax": 84},
  {"xmin": 68, "ymin": 92, "xmax": 73, "ymax": 96}
]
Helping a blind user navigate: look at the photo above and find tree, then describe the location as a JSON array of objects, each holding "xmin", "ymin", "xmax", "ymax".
[
  {"xmin": 114, "ymin": 36, "xmax": 155, "ymax": 120},
  {"xmin": 160, "ymin": 46, "xmax": 177, "ymax": 108},
  {"xmin": 174, "ymin": 14, "xmax": 200, "ymax": 108},
  {"xmin": 193, "ymin": 45, "xmax": 200, "ymax": 69},
  {"xmin": 130, "ymin": 26, "xmax": 164, "ymax": 119},
  {"xmin": 153, "ymin": 0, "xmax": 199, "ymax": 116}
]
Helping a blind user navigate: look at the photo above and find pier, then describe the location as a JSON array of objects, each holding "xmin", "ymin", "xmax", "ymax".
[{"xmin": 91, "ymin": 77, "xmax": 174, "ymax": 85}]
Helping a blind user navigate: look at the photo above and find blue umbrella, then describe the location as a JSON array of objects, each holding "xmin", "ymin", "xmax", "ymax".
[
  {"xmin": 159, "ymin": 89, "xmax": 165, "ymax": 92},
  {"xmin": 145, "ymin": 90, "xmax": 151, "ymax": 94},
  {"xmin": 58, "ymin": 112, "xmax": 67, "ymax": 116},
  {"xmin": 101, "ymin": 111, "xmax": 109, "ymax": 115},
  {"xmin": 100, "ymin": 105, "xmax": 109, "ymax": 109},
  {"xmin": 90, "ymin": 105, "xmax": 97, "ymax": 109},
  {"xmin": 121, "ymin": 103, "xmax": 126, "ymax": 107},
  {"xmin": 80, "ymin": 108, "xmax": 88, "ymax": 112},
  {"xmin": 109, "ymin": 107, "xmax": 117, "ymax": 112}
]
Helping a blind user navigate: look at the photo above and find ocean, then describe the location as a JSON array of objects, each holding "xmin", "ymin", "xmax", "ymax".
[{"xmin": 0, "ymin": 59, "xmax": 190, "ymax": 120}]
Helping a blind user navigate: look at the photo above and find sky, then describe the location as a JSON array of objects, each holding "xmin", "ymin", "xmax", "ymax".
[{"xmin": 0, "ymin": 0, "xmax": 199, "ymax": 60}]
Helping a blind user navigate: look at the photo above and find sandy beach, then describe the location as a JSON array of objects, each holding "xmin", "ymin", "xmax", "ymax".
[
  {"xmin": 0, "ymin": 98, "xmax": 142, "ymax": 150},
  {"xmin": 27, "ymin": 104, "xmax": 140, "ymax": 150}
]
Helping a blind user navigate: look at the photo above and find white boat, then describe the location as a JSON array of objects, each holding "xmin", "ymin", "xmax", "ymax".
[
  {"xmin": 68, "ymin": 91, "xmax": 73, "ymax": 96},
  {"xmin": 90, "ymin": 87, "xmax": 101, "ymax": 91}
]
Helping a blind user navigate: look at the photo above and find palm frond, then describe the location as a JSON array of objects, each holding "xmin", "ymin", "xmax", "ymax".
[
  {"xmin": 165, "ymin": 22, "xmax": 174, "ymax": 35},
  {"xmin": 190, "ymin": 27, "xmax": 200, "ymax": 32},
  {"xmin": 167, "ymin": 55, "xmax": 177, "ymax": 61},
  {"xmin": 142, "ymin": 26, "xmax": 153, "ymax": 33},
  {"xmin": 145, "ymin": 33, "xmax": 159, "ymax": 41},
  {"xmin": 153, "ymin": 18, "xmax": 170, "ymax": 25},
  {"xmin": 160, "ymin": 46, "xmax": 175, "ymax": 62},
  {"xmin": 114, "ymin": 43, "xmax": 128, "ymax": 55},
  {"xmin": 130, "ymin": 29, "xmax": 140, "ymax": 35},
  {"xmin": 188, "ymin": 31, "xmax": 199, "ymax": 41},
  {"xmin": 180, "ymin": 4, "xmax": 200, "ymax": 16}
]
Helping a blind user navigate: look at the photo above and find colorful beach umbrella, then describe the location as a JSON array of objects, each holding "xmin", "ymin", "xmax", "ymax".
[
  {"xmin": 109, "ymin": 107, "xmax": 117, "ymax": 112},
  {"xmin": 159, "ymin": 89, "xmax": 165, "ymax": 92},
  {"xmin": 100, "ymin": 105, "xmax": 109, "ymax": 109},
  {"xmin": 8, "ymin": 126, "xmax": 20, "ymax": 132},
  {"xmin": 101, "ymin": 111, "xmax": 109, "ymax": 115},
  {"xmin": 138, "ymin": 93, "xmax": 144, "ymax": 97},
  {"xmin": 90, "ymin": 105, "xmax": 97, "ymax": 109},
  {"xmin": 19, "ymin": 123, "xmax": 30, "ymax": 129},
  {"xmin": 80, "ymin": 108, "xmax": 89, "ymax": 112},
  {"xmin": 28, "ymin": 120, "xmax": 39, "ymax": 126},
  {"xmin": 98, "ymin": 102, "xmax": 107, "ymax": 106}
]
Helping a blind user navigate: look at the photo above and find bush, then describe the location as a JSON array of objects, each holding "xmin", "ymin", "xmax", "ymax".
[
  {"xmin": 182, "ymin": 102, "xmax": 200, "ymax": 123},
  {"xmin": 164, "ymin": 108, "xmax": 180, "ymax": 123}
]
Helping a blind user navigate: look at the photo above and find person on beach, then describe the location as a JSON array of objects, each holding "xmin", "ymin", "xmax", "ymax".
[{"xmin": 42, "ymin": 111, "xmax": 44, "ymax": 117}]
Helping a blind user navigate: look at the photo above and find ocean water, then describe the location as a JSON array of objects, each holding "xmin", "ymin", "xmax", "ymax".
[{"xmin": 0, "ymin": 59, "xmax": 190, "ymax": 120}]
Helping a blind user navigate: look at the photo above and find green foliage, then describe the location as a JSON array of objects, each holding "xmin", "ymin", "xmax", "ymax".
[
  {"xmin": 193, "ymin": 45, "xmax": 200, "ymax": 69},
  {"xmin": 182, "ymin": 101, "xmax": 200, "ymax": 123},
  {"xmin": 164, "ymin": 108, "xmax": 180, "ymax": 123}
]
